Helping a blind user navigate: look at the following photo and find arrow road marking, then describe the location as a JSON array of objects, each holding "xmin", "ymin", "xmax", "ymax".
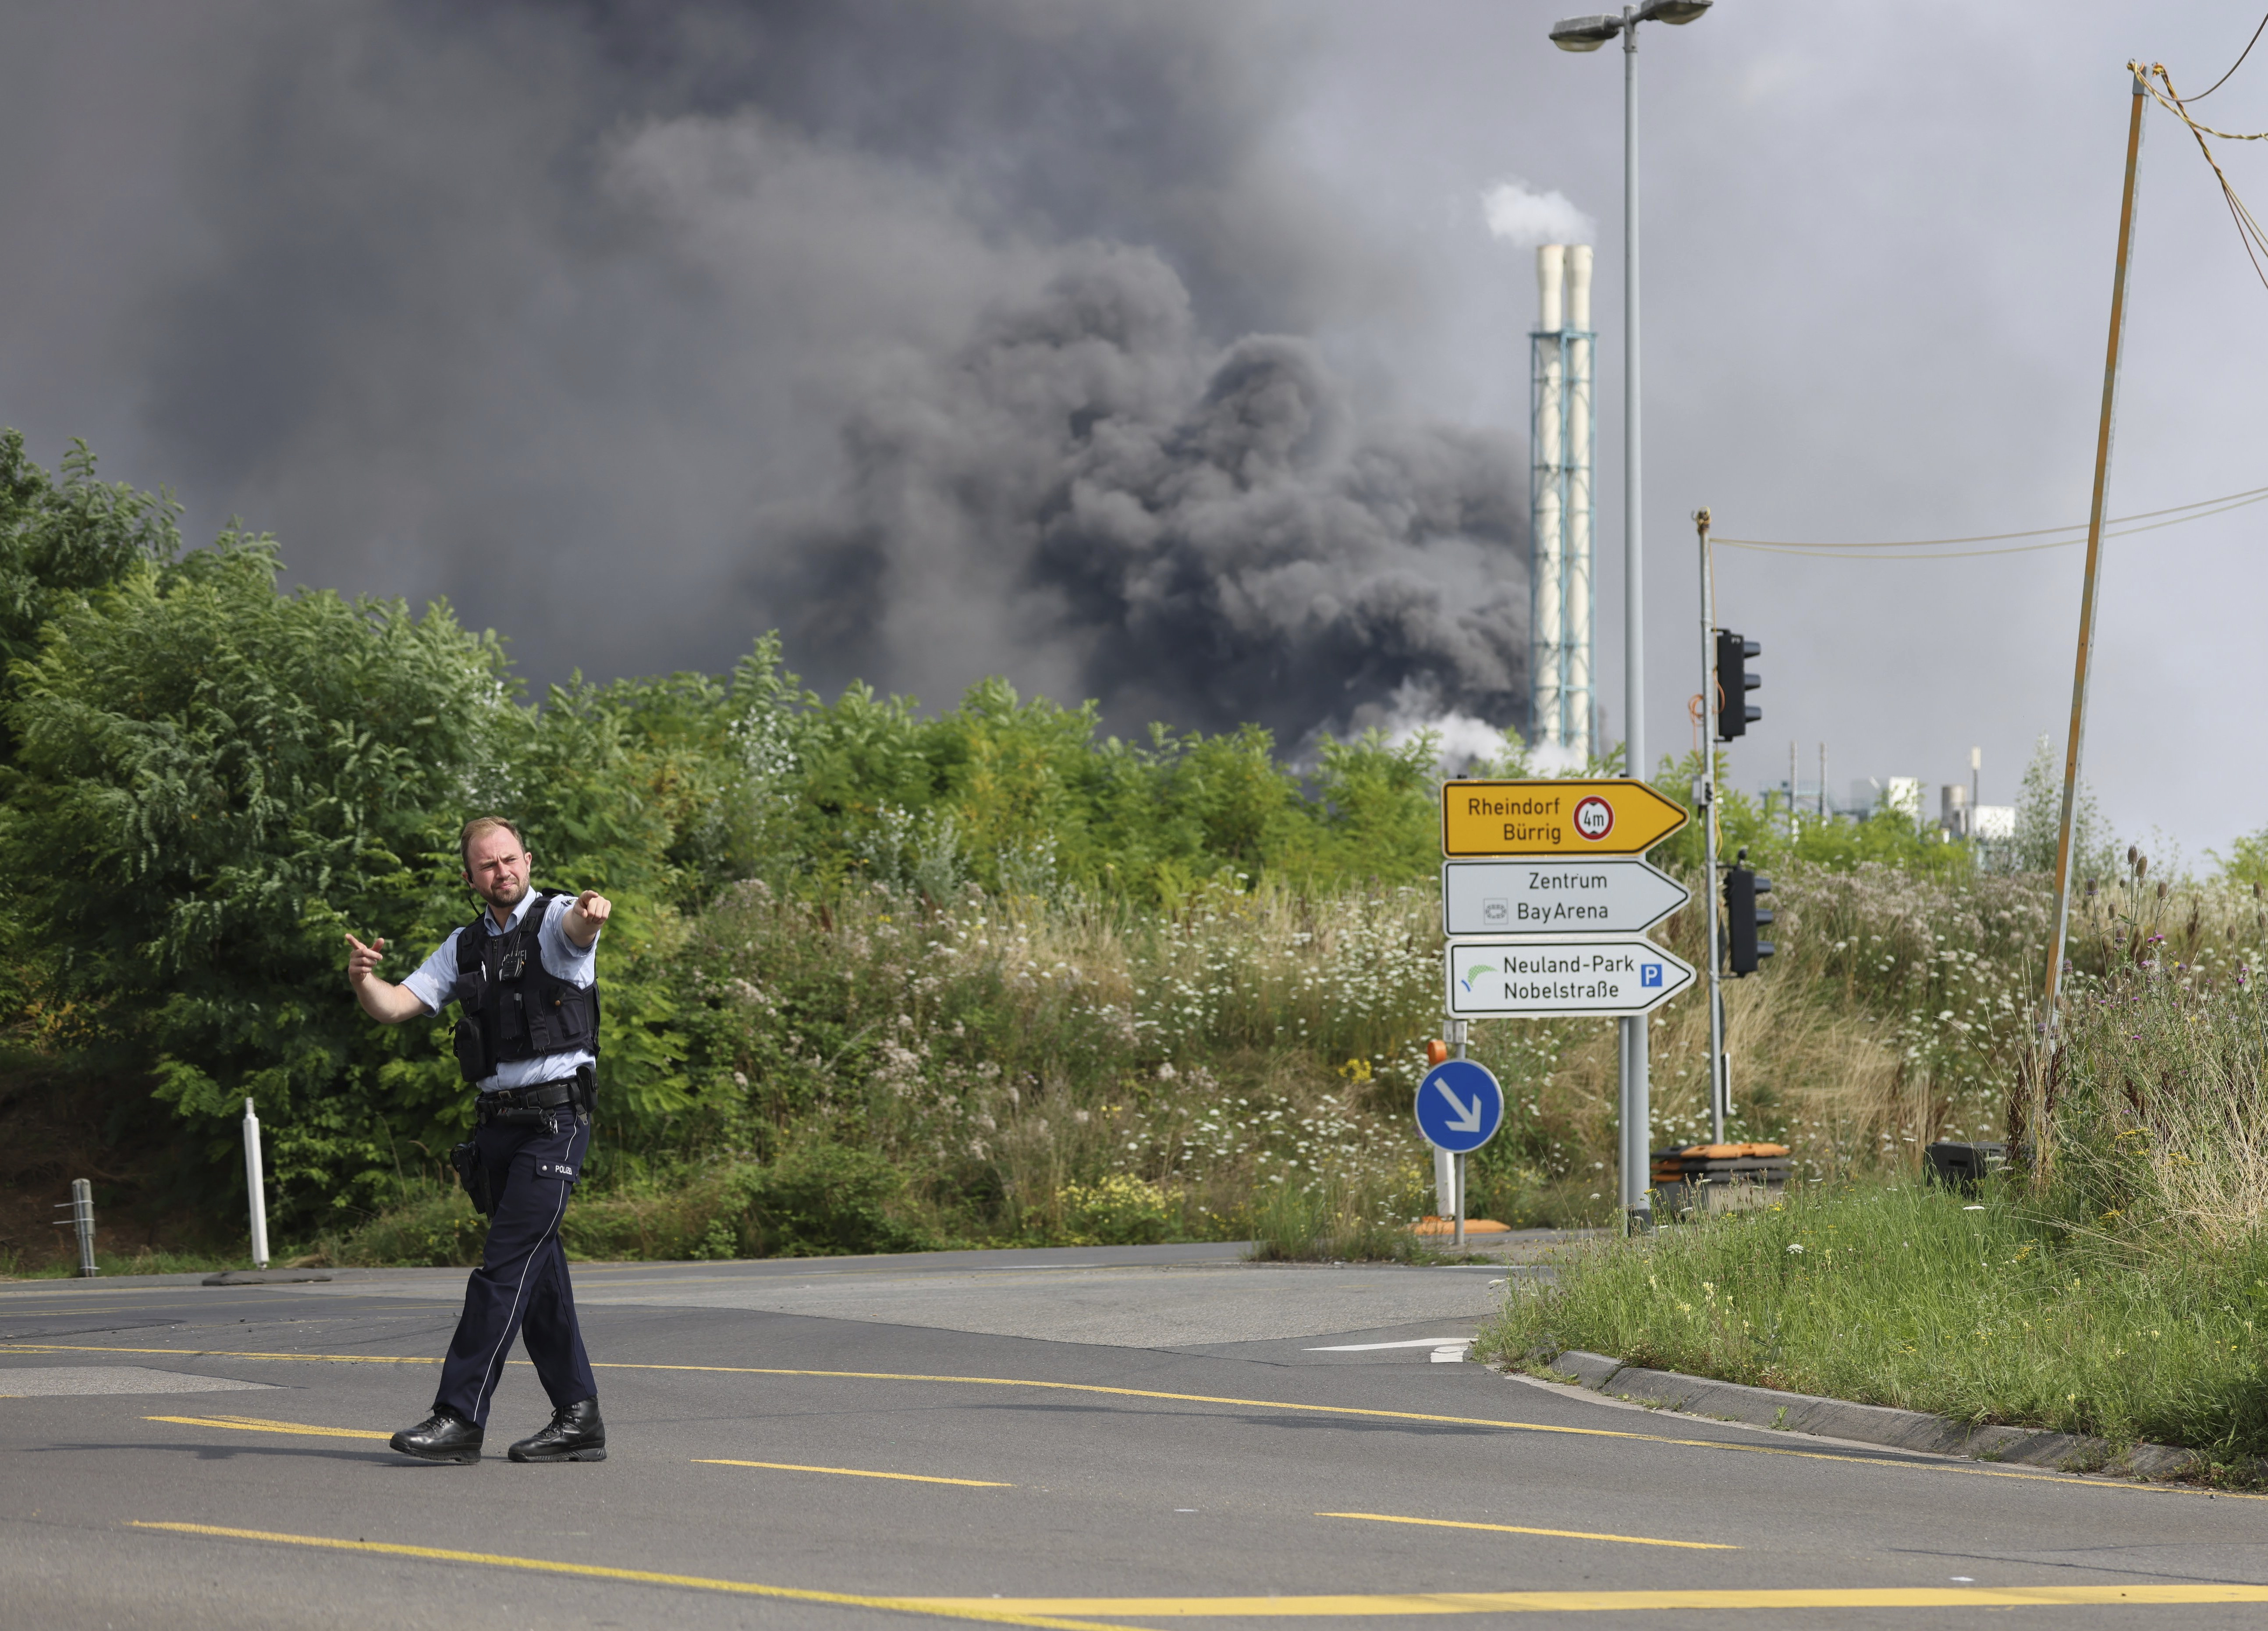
[{"xmin": 1433, "ymin": 1080, "xmax": 1484, "ymax": 1133}]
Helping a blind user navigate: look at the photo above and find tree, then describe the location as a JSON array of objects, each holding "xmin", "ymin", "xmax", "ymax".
[
  {"xmin": 0, "ymin": 431, "xmax": 180, "ymax": 764},
  {"xmin": 2013, "ymin": 733, "xmax": 2115, "ymax": 882},
  {"xmin": 1, "ymin": 533, "xmax": 511, "ymax": 1223}
]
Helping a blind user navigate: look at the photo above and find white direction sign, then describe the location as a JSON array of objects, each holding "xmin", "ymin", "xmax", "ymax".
[
  {"xmin": 1445, "ymin": 936, "xmax": 1697, "ymax": 1019},
  {"xmin": 1441, "ymin": 857, "xmax": 1692, "ymax": 939}
]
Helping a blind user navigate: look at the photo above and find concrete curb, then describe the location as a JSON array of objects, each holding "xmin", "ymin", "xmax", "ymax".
[{"xmin": 1540, "ymin": 1349, "xmax": 2216, "ymax": 1482}]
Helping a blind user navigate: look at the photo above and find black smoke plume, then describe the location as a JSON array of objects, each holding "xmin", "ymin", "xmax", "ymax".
[{"xmin": 0, "ymin": 0, "xmax": 1527, "ymax": 745}]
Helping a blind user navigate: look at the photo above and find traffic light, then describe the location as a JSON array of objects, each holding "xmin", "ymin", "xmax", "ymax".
[
  {"xmin": 1714, "ymin": 629, "xmax": 1761, "ymax": 740},
  {"xmin": 1723, "ymin": 850, "xmax": 1775, "ymax": 976}
]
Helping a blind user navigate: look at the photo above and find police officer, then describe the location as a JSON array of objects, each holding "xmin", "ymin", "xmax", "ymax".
[{"xmin": 345, "ymin": 815, "xmax": 610, "ymax": 1464}]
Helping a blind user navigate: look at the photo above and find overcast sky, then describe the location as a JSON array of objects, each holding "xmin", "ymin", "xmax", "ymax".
[{"xmin": 3, "ymin": 2, "xmax": 2263, "ymax": 860}]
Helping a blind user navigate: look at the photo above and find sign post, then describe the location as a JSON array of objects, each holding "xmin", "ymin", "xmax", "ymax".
[
  {"xmin": 1415, "ymin": 1058, "xmax": 1504, "ymax": 1250},
  {"xmin": 1439, "ymin": 779, "xmax": 1694, "ymax": 1233}
]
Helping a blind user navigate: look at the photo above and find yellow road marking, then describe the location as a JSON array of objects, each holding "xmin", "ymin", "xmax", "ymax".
[
  {"xmin": 128, "ymin": 1522, "xmax": 1142, "ymax": 1631},
  {"xmin": 918, "ymin": 1585, "xmax": 2268, "ymax": 1614},
  {"xmin": 16, "ymin": 1343, "xmax": 2254, "ymax": 1502},
  {"xmin": 146, "ymin": 1414, "xmax": 390, "ymax": 1440},
  {"xmin": 1319, "ymin": 1511, "xmax": 1735, "ymax": 1550},
  {"xmin": 696, "ymin": 1457, "xmax": 1009, "ymax": 1486},
  {"xmin": 128, "ymin": 1520, "xmax": 2268, "ymax": 1617}
]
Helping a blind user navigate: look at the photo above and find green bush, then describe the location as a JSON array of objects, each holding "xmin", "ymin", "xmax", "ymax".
[
  {"xmin": 0, "ymin": 435, "xmax": 1468, "ymax": 1243},
  {"xmin": 1058, "ymin": 1174, "xmax": 1178, "ymax": 1245},
  {"xmin": 738, "ymin": 1141, "xmax": 937, "ymax": 1257},
  {"xmin": 334, "ymin": 1183, "xmax": 489, "ymax": 1268}
]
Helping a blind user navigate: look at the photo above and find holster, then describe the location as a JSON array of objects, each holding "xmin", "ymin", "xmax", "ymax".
[
  {"xmin": 453, "ymin": 1016, "xmax": 491, "ymax": 1085},
  {"xmin": 448, "ymin": 1140, "xmax": 495, "ymax": 1216},
  {"xmin": 571, "ymin": 1062, "xmax": 597, "ymax": 1123}
]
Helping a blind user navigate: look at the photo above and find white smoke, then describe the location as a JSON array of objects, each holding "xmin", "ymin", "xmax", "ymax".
[
  {"xmin": 1524, "ymin": 742, "xmax": 1591, "ymax": 775},
  {"xmin": 1480, "ymin": 178, "xmax": 1595, "ymax": 248},
  {"xmin": 1365, "ymin": 677, "xmax": 1599, "ymax": 778},
  {"xmin": 1370, "ymin": 679, "xmax": 1523, "ymax": 775}
]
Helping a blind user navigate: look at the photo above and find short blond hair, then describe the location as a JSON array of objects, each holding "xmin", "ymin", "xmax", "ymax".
[{"xmin": 458, "ymin": 815, "xmax": 527, "ymax": 871}]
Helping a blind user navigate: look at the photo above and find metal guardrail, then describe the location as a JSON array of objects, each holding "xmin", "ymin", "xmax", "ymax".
[{"xmin": 52, "ymin": 1178, "xmax": 97, "ymax": 1276}]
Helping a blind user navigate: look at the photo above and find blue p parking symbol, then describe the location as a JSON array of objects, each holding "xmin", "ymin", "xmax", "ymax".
[{"xmin": 1640, "ymin": 963, "xmax": 1664, "ymax": 988}]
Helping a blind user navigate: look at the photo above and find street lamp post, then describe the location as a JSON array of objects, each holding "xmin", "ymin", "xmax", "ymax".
[{"xmin": 1549, "ymin": 0, "xmax": 1711, "ymax": 1234}]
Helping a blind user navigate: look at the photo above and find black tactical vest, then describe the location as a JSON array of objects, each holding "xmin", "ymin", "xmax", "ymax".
[{"xmin": 450, "ymin": 891, "xmax": 601, "ymax": 1084}]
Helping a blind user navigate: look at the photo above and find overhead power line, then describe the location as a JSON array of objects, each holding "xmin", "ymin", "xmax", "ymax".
[
  {"xmin": 2134, "ymin": 60, "xmax": 2268, "ymax": 293},
  {"xmin": 2187, "ymin": 11, "xmax": 2268, "ymax": 103},
  {"xmin": 1713, "ymin": 49, "xmax": 2268, "ymax": 568},
  {"xmin": 1710, "ymin": 482, "xmax": 2268, "ymax": 560}
]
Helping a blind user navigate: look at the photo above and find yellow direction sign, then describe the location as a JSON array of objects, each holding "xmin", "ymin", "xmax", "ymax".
[{"xmin": 1441, "ymin": 778, "xmax": 1689, "ymax": 858}]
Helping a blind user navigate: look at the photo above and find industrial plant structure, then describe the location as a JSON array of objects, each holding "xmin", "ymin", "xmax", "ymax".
[{"xmin": 1530, "ymin": 243, "xmax": 1595, "ymax": 760}]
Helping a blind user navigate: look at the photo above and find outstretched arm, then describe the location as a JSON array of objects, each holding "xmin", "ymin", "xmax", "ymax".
[
  {"xmin": 561, "ymin": 890, "xmax": 611, "ymax": 949},
  {"xmin": 346, "ymin": 933, "xmax": 433, "ymax": 1025}
]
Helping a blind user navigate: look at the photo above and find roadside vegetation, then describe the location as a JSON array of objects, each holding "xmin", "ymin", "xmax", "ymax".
[
  {"xmin": 1479, "ymin": 1178, "xmax": 2268, "ymax": 1460},
  {"xmin": 11, "ymin": 426, "xmax": 2268, "ymax": 1364},
  {"xmin": 1484, "ymin": 871, "xmax": 2268, "ymax": 1459}
]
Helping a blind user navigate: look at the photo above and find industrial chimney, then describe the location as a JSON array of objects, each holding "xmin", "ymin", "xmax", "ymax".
[
  {"xmin": 1532, "ymin": 246, "xmax": 1565, "ymax": 749},
  {"xmin": 1530, "ymin": 244, "xmax": 1596, "ymax": 759}
]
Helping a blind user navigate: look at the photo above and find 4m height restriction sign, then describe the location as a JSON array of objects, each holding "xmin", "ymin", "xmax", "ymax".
[{"xmin": 1441, "ymin": 778, "xmax": 1688, "ymax": 858}]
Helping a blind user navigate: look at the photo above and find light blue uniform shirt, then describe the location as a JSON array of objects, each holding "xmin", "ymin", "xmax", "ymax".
[{"xmin": 400, "ymin": 890, "xmax": 600, "ymax": 1093}]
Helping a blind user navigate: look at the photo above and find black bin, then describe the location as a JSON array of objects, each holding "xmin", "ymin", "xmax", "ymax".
[
  {"xmin": 1923, "ymin": 1141, "xmax": 2005, "ymax": 1194},
  {"xmin": 1650, "ymin": 1143, "xmax": 1790, "ymax": 1217}
]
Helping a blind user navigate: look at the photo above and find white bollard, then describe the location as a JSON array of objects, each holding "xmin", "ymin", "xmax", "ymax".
[{"xmin": 242, "ymin": 1096, "xmax": 270, "ymax": 1270}]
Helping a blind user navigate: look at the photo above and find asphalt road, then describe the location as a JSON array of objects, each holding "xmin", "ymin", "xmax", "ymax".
[{"xmin": 4, "ymin": 1241, "xmax": 2267, "ymax": 1629}]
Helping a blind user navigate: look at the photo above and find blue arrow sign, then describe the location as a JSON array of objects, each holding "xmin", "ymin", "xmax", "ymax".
[{"xmin": 1414, "ymin": 1059, "xmax": 1504, "ymax": 1155}]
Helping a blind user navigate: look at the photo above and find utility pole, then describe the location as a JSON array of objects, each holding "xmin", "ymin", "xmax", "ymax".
[{"xmin": 2044, "ymin": 70, "xmax": 2146, "ymax": 1024}]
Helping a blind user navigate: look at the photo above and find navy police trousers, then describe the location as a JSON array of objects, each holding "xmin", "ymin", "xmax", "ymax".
[{"xmin": 433, "ymin": 1113, "xmax": 598, "ymax": 1428}]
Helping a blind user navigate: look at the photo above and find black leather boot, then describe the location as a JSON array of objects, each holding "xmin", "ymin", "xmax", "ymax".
[
  {"xmin": 508, "ymin": 1397, "xmax": 607, "ymax": 1463},
  {"xmin": 390, "ymin": 1408, "xmax": 483, "ymax": 1464}
]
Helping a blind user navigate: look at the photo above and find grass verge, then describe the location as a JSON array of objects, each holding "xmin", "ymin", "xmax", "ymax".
[
  {"xmin": 1474, "ymin": 1180, "xmax": 2268, "ymax": 1459},
  {"xmin": 1246, "ymin": 1169, "xmax": 1482, "ymax": 1263},
  {"xmin": 0, "ymin": 1246, "xmax": 260, "ymax": 1279}
]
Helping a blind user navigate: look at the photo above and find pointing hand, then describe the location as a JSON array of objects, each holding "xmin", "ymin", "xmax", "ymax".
[
  {"xmin": 564, "ymin": 891, "xmax": 611, "ymax": 947},
  {"xmin": 345, "ymin": 932, "xmax": 388, "ymax": 986}
]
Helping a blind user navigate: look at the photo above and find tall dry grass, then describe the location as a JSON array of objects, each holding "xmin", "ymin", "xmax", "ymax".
[
  {"xmin": 327, "ymin": 844, "xmax": 2268, "ymax": 1254},
  {"xmin": 2026, "ymin": 872, "xmax": 2268, "ymax": 1244},
  {"xmin": 672, "ymin": 875, "xmax": 1442, "ymax": 1241},
  {"xmin": 1488, "ymin": 864, "xmax": 2268, "ymax": 1459},
  {"xmin": 654, "ymin": 859, "xmax": 2253, "ymax": 1236},
  {"xmin": 1499, "ymin": 862, "xmax": 2050, "ymax": 1185}
]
